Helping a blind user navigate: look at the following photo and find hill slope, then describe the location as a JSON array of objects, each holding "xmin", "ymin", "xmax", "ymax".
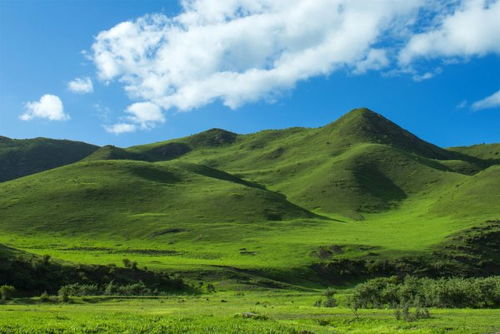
[
  {"xmin": 125, "ymin": 108, "xmax": 496, "ymax": 219},
  {"xmin": 0, "ymin": 159, "xmax": 316, "ymax": 237},
  {"xmin": 0, "ymin": 136, "xmax": 99, "ymax": 182},
  {"xmin": 0, "ymin": 108, "xmax": 498, "ymax": 283}
]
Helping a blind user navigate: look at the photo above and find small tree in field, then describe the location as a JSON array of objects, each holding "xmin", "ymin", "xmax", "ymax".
[
  {"xmin": 58, "ymin": 287, "xmax": 70, "ymax": 303},
  {"xmin": 0, "ymin": 285, "xmax": 16, "ymax": 301}
]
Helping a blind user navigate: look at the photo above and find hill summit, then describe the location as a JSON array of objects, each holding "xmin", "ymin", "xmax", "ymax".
[{"xmin": 321, "ymin": 108, "xmax": 453, "ymax": 159}]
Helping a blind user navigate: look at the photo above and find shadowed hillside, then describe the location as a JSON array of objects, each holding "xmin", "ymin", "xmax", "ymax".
[
  {"xmin": 0, "ymin": 160, "xmax": 317, "ymax": 237},
  {"xmin": 0, "ymin": 137, "xmax": 98, "ymax": 182}
]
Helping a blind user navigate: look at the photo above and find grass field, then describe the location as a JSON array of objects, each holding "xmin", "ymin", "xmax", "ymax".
[
  {"xmin": 0, "ymin": 207, "xmax": 475, "ymax": 280},
  {"xmin": 1, "ymin": 291, "xmax": 499, "ymax": 334}
]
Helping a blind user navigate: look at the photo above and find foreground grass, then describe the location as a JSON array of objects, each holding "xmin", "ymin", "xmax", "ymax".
[{"xmin": 1, "ymin": 292, "xmax": 499, "ymax": 334}]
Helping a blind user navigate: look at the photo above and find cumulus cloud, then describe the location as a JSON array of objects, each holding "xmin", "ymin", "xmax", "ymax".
[
  {"xmin": 89, "ymin": 0, "xmax": 500, "ymax": 131},
  {"xmin": 399, "ymin": 0, "xmax": 500, "ymax": 65},
  {"xmin": 472, "ymin": 89, "xmax": 500, "ymax": 110},
  {"xmin": 68, "ymin": 77, "xmax": 94, "ymax": 94},
  {"xmin": 20, "ymin": 94, "xmax": 69, "ymax": 121},
  {"xmin": 91, "ymin": 0, "xmax": 422, "ymax": 115},
  {"xmin": 105, "ymin": 102, "xmax": 165, "ymax": 134},
  {"xmin": 125, "ymin": 102, "xmax": 165, "ymax": 129}
]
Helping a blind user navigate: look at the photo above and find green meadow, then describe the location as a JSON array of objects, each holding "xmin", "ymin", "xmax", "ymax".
[{"xmin": 2, "ymin": 291, "xmax": 500, "ymax": 334}]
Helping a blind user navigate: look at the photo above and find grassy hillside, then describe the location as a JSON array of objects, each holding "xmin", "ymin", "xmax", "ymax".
[
  {"xmin": 82, "ymin": 145, "xmax": 148, "ymax": 161},
  {"xmin": 449, "ymin": 143, "xmax": 500, "ymax": 164},
  {"xmin": 128, "ymin": 108, "xmax": 497, "ymax": 219},
  {"xmin": 0, "ymin": 136, "xmax": 98, "ymax": 182},
  {"xmin": 0, "ymin": 159, "xmax": 315, "ymax": 237},
  {"xmin": 0, "ymin": 108, "xmax": 498, "ymax": 286}
]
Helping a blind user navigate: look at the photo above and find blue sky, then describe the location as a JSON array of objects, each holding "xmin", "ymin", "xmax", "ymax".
[{"xmin": 0, "ymin": 0, "xmax": 499, "ymax": 148}]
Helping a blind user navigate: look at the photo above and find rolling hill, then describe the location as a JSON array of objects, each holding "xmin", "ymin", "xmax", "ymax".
[
  {"xmin": 0, "ymin": 108, "xmax": 498, "ymax": 284},
  {"xmin": 0, "ymin": 136, "xmax": 98, "ymax": 182}
]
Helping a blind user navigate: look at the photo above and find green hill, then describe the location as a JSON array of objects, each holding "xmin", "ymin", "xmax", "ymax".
[
  {"xmin": 449, "ymin": 143, "xmax": 500, "ymax": 164},
  {"xmin": 0, "ymin": 159, "xmax": 316, "ymax": 237},
  {"xmin": 83, "ymin": 145, "xmax": 149, "ymax": 162},
  {"xmin": 127, "ymin": 108, "xmax": 496, "ymax": 219},
  {"xmin": 0, "ymin": 108, "xmax": 498, "ymax": 284},
  {"xmin": 0, "ymin": 136, "xmax": 99, "ymax": 182}
]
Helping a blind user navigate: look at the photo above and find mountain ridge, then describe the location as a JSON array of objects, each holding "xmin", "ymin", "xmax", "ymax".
[{"xmin": 1, "ymin": 107, "xmax": 499, "ymax": 285}]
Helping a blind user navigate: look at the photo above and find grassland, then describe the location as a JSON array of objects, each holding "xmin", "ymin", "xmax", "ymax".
[{"xmin": 1, "ymin": 291, "xmax": 499, "ymax": 334}]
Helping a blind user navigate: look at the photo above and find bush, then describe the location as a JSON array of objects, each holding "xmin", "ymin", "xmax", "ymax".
[
  {"xmin": 206, "ymin": 283, "xmax": 216, "ymax": 293},
  {"xmin": 40, "ymin": 291, "xmax": 50, "ymax": 302},
  {"xmin": 0, "ymin": 252, "xmax": 189, "ymax": 296},
  {"xmin": 58, "ymin": 283, "xmax": 101, "ymax": 296},
  {"xmin": 0, "ymin": 285, "xmax": 16, "ymax": 300},
  {"xmin": 234, "ymin": 312, "xmax": 269, "ymax": 320},
  {"xmin": 314, "ymin": 288, "xmax": 337, "ymax": 308},
  {"xmin": 56, "ymin": 282, "xmax": 158, "ymax": 297},
  {"xmin": 349, "ymin": 276, "xmax": 500, "ymax": 309},
  {"xmin": 58, "ymin": 287, "xmax": 70, "ymax": 303},
  {"xmin": 393, "ymin": 301, "xmax": 431, "ymax": 322},
  {"xmin": 114, "ymin": 282, "xmax": 151, "ymax": 296},
  {"xmin": 122, "ymin": 258, "xmax": 132, "ymax": 268}
]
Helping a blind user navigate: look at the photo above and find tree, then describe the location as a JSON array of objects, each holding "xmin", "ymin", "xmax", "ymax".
[{"xmin": 0, "ymin": 285, "xmax": 16, "ymax": 301}]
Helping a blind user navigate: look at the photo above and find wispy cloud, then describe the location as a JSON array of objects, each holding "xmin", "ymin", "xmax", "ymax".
[
  {"xmin": 105, "ymin": 122, "xmax": 137, "ymax": 134},
  {"xmin": 68, "ymin": 77, "xmax": 94, "ymax": 94},
  {"xmin": 20, "ymin": 94, "xmax": 69, "ymax": 121},
  {"xmin": 456, "ymin": 100, "xmax": 468, "ymax": 109},
  {"xmin": 472, "ymin": 89, "xmax": 500, "ymax": 110}
]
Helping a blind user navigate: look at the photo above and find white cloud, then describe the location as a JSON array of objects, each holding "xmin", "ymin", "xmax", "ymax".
[
  {"xmin": 472, "ymin": 89, "xmax": 500, "ymax": 110},
  {"xmin": 353, "ymin": 49, "xmax": 390, "ymax": 74},
  {"xmin": 91, "ymin": 0, "xmax": 422, "ymax": 115},
  {"xmin": 89, "ymin": 0, "xmax": 500, "ymax": 125},
  {"xmin": 400, "ymin": 0, "xmax": 500, "ymax": 65},
  {"xmin": 105, "ymin": 122, "xmax": 137, "ymax": 134},
  {"xmin": 68, "ymin": 77, "xmax": 94, "ymax": 94},
  {"xmin": 125, "ymin": 102, "xmax": 165, "ymax": 129},
  {"xmin": 20, "ymin": 94, "xmax": 69, "ymax": 121},
  {"xmin": 105, "ymin": 102, "xmax": 165, "ymax": 134}
]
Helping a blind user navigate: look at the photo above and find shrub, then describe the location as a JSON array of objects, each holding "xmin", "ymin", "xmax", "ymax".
[
  {"xmin": 350, "ymin": 276, "xmax": 500, "ymax": 309},
  {"xmin": 234, "ymin": 312, "xmax": 269, "ymax": 320},
  {"xmin": 122, "ymin": 258, "xmax": 132, "ymax": 268},
  {"xmin": 393, "ymin": 301, "xmax": 431, "ymax": 322},
  {"xmin": 114, "ymin": 282, "xmax": 151, "ymax": 296},
  {"xmin": 104, "ymin": 281, "xmax": 115, "ymax": 295},
  {"xmin": 41, "ymin": 254, "xmax": 51, "ymax": 265},
  {"xmin": 40, "ymin": 291, "xmax": 50, "ymax": 302},
  {"xmin": 206, "ymin": 283, "xmax": 216, "ymax": 293},
  {"xmin": 0, "ymin": 285, "xmax": 16, "ymax": 300},
  {"xmin": 58, "ymin": 283, "xmax": 101, "ymax": 296},
  {"xmin": 58, "ymin": 287, "xmax": 70, "ymax": 303},
  {"xmin": 323, "ymin": 297, "xmax": 337, "ymax": 307},
  {"xmin": 314, "ymin": 288, "xmax": 337, "ymax": 308},
  {"xmin": 323, "ymin": 288, "xmax": 337, "ymax": 307}
]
